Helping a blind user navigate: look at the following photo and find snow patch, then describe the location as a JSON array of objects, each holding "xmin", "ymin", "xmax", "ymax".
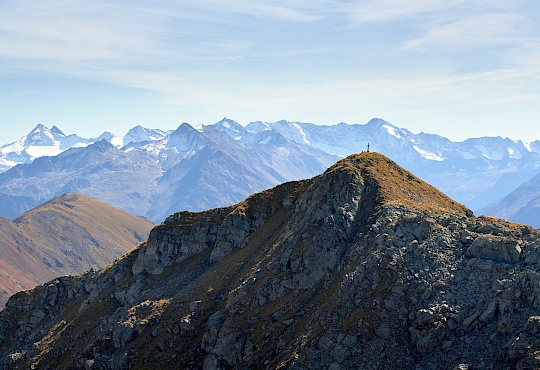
[
  {"xmin": 0, "ymin": 158, "xmax": 17, "ymax": 167},
  {"xmin": 475, "ymin": 145, "xmax": 503, "ymax": 160},
  {"xmin": 413, "ymin": 145, "xmax": 443, "ymax": 161},
  {"xmin": 110, "ymin": 137, "xmax": 124, "ymax": 148},
  {"xmin": 293, "ymin": 123, "xmax": 311, "ymax": 145},
  {"xmin": 507, "ymin": 147, "xmax": 522, "ymax": 159},
  {"xmin": 383, "ymin": 125, "xmax": 401, "ymax": 139},
  {"xmin": 1, "ymin": 142, "xmax": 24, "ymax": 155},
  {"xmin": 25, "ymin": 146, "xmax": 63, "ymax": 158}
]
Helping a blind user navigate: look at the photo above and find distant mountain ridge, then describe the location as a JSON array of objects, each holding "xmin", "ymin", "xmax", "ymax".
[
  {"xmin": 0, "ymin": 121, "xmax": 337, "ymax": 222},
  {"xmin": 1, "ymin": 124, "xmax": 91, "ymax": 172},
  {"xmin": 242, "ymin": 119, "xmax": 540, "ymax": 211},
  {"xmin": 1, "ymin": 118, "xmax": 539, "ymax": 224},
  {"xmin": 246, "ymin": 118, "xmax": 540, "ymax": 159},
  {"xmin": 481, "ymin": 172, "xmax": 540, "ymax": 228},
  {"xmin": 0, "ymin": 124, "xmax": 171, "ymax": 173},
  {"xmin": 0, "ymin": 193, "xmax": 154, "ymax": 308}
]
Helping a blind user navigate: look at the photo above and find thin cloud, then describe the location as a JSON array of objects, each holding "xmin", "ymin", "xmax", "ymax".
[
  {"xmin": 0, "ymin": 0, "xmax": 325, "ymax": 70},
  {"xmin": 343, "ymin": 0, "xmax": 532, "ymax": 53},
  {"xmin": 345, "ymin": 0, "xmax": 514, "ymax": 24},
  {"xmin": 0, "ymin": 1, "xmax": 158, "ymax": 63},
  {"xmin": 203, "ymin": 0, "xmax": 323, "ymax": 22},
  {"xmin": 403, "ymin": 13, "xmax": 528, "ymax": 50},
  {"xmin": 346, "ymin": 0, "xmax": 458, "ymax": 24},
  {"xmin": 0, "ymin": 0, "xmax": 538, "ymax": 142}
]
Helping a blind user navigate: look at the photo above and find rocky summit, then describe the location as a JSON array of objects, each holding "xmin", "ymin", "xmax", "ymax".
[{"xmin": 1, "ymin": 153, "xmax": 540, "ymax": 369}]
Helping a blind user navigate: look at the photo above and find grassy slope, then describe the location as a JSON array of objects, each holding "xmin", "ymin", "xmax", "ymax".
[
  {"xmin": 0, "ymin": 193, "xmax": 154, "ymax": 308},
  {"xmin": 0, "ymin": 217, "xmax": 41, "ymax": 299},
  {"xmin": 331, "ymin": 152, "xmax": 471, "ymax": 215}
]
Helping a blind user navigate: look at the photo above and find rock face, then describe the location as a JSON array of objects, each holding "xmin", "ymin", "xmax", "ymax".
[{"xmin": 1, "ymin": 153, "xmax": 540, "ymax": 369}]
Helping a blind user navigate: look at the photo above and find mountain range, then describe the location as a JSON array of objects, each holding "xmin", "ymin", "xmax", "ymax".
[
  {"xmin": 2, "ymin": 153, "xmax": 540, "ymax": 369},
  {"xmin": 1, "ymin": 118, "xmax": 539, "ymax": 226},
  {"xmin": 0, "ymin": 193, "xmax": 154, "ymax": 308},
  {"xmin": 242, "ymin": 119, "xmax": 540, "ymax": 214},
  {"xmin": 0, "ymin": 121, "xmax": 338, "ymax": 223}
]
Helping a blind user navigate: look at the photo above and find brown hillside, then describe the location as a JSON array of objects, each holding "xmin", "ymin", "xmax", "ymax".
[
  {"xmin": 0, "ymin": 193, "xmax": 154, "ymax": 308},
  {"xmin": 0, "ymin": 218, "xmax": 39, "ymax": 305}
]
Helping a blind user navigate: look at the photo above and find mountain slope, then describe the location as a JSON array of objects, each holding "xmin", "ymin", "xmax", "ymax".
[
  {"xmin": 4, "ymin": 153, "xmax": 540, "ymax": 368},
  {"xmin": 0, "ymin": 194, "xmax": 36, "ymax": 220},
  {"xmin": 0, "ymin": 193, "xmax": 154, "ymax": 308},
  {"xmin": 0, "ymin": 218, "xmax": 39, "ymax": 305},
  {"xmin": 481, "ymin": 171, "xmax": 540, "ymax": 228},
  {"xmin": 0, "ymin": 140, "xmax": 165, "ymax": 220},
  {"xmin": 512, "ymin": 195, "xmax": 540, "ymax": 228}
]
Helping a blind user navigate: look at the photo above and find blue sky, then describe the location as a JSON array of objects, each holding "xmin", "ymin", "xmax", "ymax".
[{"xmin": 1, "ymin": 0, "xmax": 539, "ymax": 143}]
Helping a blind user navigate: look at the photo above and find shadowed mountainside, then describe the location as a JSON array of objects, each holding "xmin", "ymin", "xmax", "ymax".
[
  {"xmin": 0, "ymin": 193, "xmax": 154, "ymax": 308},
  {"xmin": 2, "ymin": 153, "xmax": 540, "ymax": 369},
  {"xmin": 481, "ymin": 172, "xmax": 540, "ymax": 229}
]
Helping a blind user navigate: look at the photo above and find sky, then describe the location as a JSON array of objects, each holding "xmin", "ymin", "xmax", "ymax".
[{"xmin": 1, "ymin": 0, "xmax": 539, "ymax": 143}]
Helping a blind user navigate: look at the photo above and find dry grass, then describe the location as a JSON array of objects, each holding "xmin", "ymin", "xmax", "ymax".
[
  {"xmin": 328, "ymin": 152, "xmax": 471, "ymax": 215},
  {"xmin": 0, "ymin": 193, "xmax": 154, "ymax": 308}
]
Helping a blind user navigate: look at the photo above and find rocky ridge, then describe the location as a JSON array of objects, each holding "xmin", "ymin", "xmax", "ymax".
[{"xmin": 1, "ymin": 153, "xmax": 540, "ymax": 369}]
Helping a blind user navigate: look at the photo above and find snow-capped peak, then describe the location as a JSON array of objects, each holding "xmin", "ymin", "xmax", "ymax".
[
  {"xmin": 245, "ymin": 121, "xmax": 270, "ymax": 133},
  {"xmin": 0, "ymin": 124, "xmax": 95, "ymax": 172},
  {"xmin": 213, "ymin": 118, "xmax": 246, "ymax": 139},
  {"xmin": 23, "ymin": 124, "xmax": 59, "ymax": 147},
  {"xmin": 382, "ymin": 124, "xmax": 401, "ymax": 139},
  {"xmin": 366, "ymin": 118, "xmax": 389, "ymax": 128},
  {"xmin": 50, "ymin": 126, "xmax": 65, "ymax": 136},
  {"xmin": 164, "ymin": 123, "xmax": 206, "ymax": 151},
  {"xmin": 254, "ymin": 120, "xmax": 311, "ymax": 146},
  {"xmin": 122, "ymin": 125, "xmax": 169, "ymax": 146}
]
